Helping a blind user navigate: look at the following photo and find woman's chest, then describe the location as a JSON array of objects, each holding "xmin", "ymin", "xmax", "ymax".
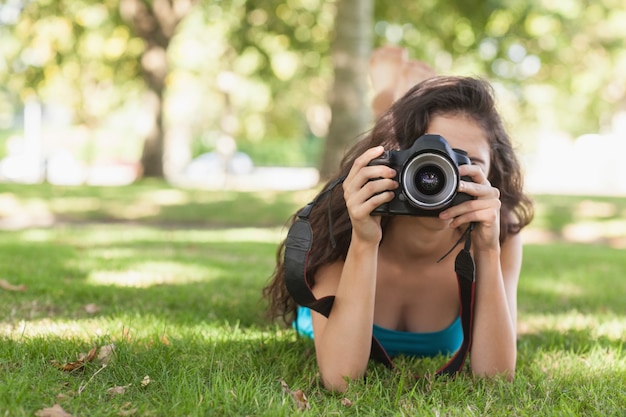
[{"xmin": 373, "ymin": 257, "xmax": 461, "ymax": 333}]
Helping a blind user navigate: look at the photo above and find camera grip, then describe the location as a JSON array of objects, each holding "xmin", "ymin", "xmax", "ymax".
[
  {"xmin": 366, "ymin": 151, "xmax": 396, "ymax": 215},
  {"xmin": 367, "ymin": 151, "xmax": 392, "ymax": 167}
]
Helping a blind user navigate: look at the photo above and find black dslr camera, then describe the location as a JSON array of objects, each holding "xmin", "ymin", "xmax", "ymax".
[{"xmin": 368, "ymin": 134, "xmax": 473, "ymax": 216}]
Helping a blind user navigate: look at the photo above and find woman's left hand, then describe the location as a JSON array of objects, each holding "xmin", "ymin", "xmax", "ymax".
[{"xmin": 439, "ymin": 164, "xmax": 501, "ymax": 251}]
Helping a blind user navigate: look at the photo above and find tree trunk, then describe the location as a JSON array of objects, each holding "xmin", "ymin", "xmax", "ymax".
[
  {"xmin": 139, "ymin": 86, "xmax": 165, "ymax": 178},
  {"xmin": 319, "ymin": 0, "xmax": 373, "ymax": 180},
  {"xmin": 138, "ymin": 41, "xmax": 167, "ymax": 178},
  {"xmin": 120, "ymin": 0, "xmax": 195, "ymax": 179}
]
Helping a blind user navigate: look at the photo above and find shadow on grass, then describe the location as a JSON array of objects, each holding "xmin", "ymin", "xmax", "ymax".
[
  {"xmin": 0, "ymin": 181, "xmax": 310, "ymax": 228},
  {"xmin": 519, "ymin": 243, "xmax": 626, "ymax": 316},
  {"xmin": 3, "ymin": 230, "xmax": 625, "ymax": 332},
  {"xmin": 518, "ymin": 329, "xmax": 624, "ymax": 354},
  {"xmin": 0, "ymin": 226, "xmax": 283, "ymax": 331},
  {"xmin": 0, "ymin": 331, "xmax": 320, "ymax": 416}
]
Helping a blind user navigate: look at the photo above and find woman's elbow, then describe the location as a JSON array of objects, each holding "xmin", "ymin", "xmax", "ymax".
[
  {"xmin": 472, "ymin": 359, "xmax": 516, "ymax": 381},
  {"xmin": 319, "ymin": 365, "xmax": 364, "ymax": 392},
  {"xmin": 321, "ymin": 373, "xmax": 349, "ymax": 393}
]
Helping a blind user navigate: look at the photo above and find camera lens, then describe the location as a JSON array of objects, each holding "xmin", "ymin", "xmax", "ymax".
[
  {"xmin": 415, "ymin": 165, "xmax": 445, "ymax": 195},
  {"xmin": 402, "ymin": 152, "xmax": 458, "ymax": 209}
]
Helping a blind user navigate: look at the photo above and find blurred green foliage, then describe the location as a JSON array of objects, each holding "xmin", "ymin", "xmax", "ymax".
[{"xmin": 1, "ymin": 0, "xmax": 625, "ymax": 167}]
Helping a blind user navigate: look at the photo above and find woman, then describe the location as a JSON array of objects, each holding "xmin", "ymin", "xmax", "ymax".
[{"xmin": 263, "ymin": 75, "xmax": 534, "ymax": 392}]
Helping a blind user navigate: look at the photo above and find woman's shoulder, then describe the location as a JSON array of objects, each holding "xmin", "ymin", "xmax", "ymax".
[{"xmin": 311, "ymin": 260, "xmax": 344, "ymax": 298}]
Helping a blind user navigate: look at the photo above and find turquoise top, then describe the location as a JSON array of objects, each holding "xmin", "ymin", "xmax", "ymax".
[{"xmin": 294, "ymin": 306, "xmax": 462, "ymax": 357}]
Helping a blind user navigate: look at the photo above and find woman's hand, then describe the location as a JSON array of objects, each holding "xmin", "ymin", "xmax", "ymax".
[
  {"xmin": 343, "ymin": 146, "xmax": 398, "ymax": 244},
  {"xmin": 439, "ymin": 164, "xmax": 501, "ymax": 251}
]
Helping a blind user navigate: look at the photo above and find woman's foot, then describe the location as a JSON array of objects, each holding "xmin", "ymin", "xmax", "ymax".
[
  {"xmin": 369, "ymin": 46, "xmax": 406, "ymax": 117},
  {"xmin": 369, "ymin": 45, "xmax": 436, "ymax": 117},
  {"xmin": 394, "ymin": 59, "xmax": 436, "ymax": 101}
]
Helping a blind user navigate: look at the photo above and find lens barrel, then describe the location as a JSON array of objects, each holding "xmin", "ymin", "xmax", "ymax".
[{"xmin": 401, "ymin": 152, "xmax": 458, "ymax": 209}]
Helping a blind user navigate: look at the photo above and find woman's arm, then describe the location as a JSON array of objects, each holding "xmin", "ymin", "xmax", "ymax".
[
  {"xmin": 469, "ymin": 232, "xmax": 520, "ymax": 378},
  {"xmin": 310, "ymin": 146, "xmax": 398, "ymax": 392},
  {"xmin": 310, "ymin": 238, "xmax": 379, "ymax": 391},
  {"xmin": 440, "ymin": 165, "xmax": 519, "ymax": 378}
]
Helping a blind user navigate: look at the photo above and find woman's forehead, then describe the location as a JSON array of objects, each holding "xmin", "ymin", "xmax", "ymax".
[{"xmin": 426, "ymin": 114, "xmax": 491, "ymax": 170}]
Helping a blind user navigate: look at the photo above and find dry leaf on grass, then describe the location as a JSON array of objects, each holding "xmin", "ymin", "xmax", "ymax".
[
  {"xmin": 52, "ymin": 346, "xmax": 98, "ymax": 372},
  {"xmin": 52, "ymin": 344, "xmax": 116, "ymax": 372},
  {"xmin": 280, "ymin": 379, "xmax": 310, "ymax": 410},
  {"xmin": 56, "ymin": 393, "xmax": 72, "ymax": 401},
  {"xmin": 84, "ymin": 303, "xmax": 100, "ymax": 314},
  {"xmin": 140, "ymin": 375, "xmax": 151, "ymax": 387},
  {"xmin": 34, "ymin": 404, "xmax": 73, "ymax": 417},
  {"xmin": 290, "ymin": 390, "xmax": 310, "ymax": 411},
  {"xmin": 0, "ymin": 278, "xmax": 27, "ymax": 292},
  {"xmin": 97, "ymin": 343, "xmax": 116, "ymax": 365},
  {"xmin": 341, "ymin": 397, "xmax": 353, "ymax": 407},
  {"xmin": 107, "ymin": 384, "xmax": 131, "ymax": 396}
]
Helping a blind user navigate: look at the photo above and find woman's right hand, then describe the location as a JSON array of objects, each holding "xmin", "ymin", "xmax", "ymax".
[{"xmin": 342, "ymin": 146, "xmax": 398, "ymax": 243}]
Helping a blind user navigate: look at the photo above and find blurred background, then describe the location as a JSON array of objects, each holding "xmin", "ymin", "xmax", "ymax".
[{"xmin": 0, "ymin": 0, "xmax": 625, "ymax": 195}]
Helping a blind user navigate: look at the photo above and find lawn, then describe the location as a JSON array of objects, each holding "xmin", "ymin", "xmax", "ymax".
[{"xmin": 0, "ymin": 181, "xmax": 624, "ymax": 416}]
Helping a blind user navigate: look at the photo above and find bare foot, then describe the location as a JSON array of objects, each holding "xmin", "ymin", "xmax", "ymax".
[
  {"xmin": 369, "ymin": 45, "xmax": 436, "ymax": 117},
  {"xmin": 394, "ymin": 60, "xmax": 436, "ymax": 101},
  {"xmin": 369, "ymin": 45, "xmax": 407, "ymax": 95}
]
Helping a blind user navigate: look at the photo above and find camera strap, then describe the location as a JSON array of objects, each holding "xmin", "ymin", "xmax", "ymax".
[{"xmin": 283, "ymin": 177, "xmax": 476, "ymax": 377}]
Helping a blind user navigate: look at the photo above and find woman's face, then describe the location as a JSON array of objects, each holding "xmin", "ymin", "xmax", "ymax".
[{"xmin": 426, "ymin": 114, "xmax": 491, "ymax": 176}]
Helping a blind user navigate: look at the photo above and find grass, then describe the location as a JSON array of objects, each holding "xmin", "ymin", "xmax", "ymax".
[{"xmin": 0, "ymin": 181, "xmax": 625, "ymax": 416}]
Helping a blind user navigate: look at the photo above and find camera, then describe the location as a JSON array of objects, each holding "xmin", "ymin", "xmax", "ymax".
[{"xmin": 368, "ymin": 134, "xmax": 473, "ymax": 216}]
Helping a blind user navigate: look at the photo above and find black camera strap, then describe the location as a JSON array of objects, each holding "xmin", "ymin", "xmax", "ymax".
[{"xmin": 283, "ymin": 177, "xmax": 476, "ymax": 377}]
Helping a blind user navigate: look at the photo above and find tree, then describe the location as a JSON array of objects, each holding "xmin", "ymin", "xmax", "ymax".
[
  {"xmin": 3, "ymin": 0, "xmax": 624, "ymax": 183},
  {"xmin": 0, "ymin": 0, "xmax": 196, "ymax": 179},
  {"xmin": 0, "ymin": 0, "xmax": 144, "ymax": 137},
  {"xmin": 119, "ymin": 0, "xmax": 196, "ymax": 178},
  {"xmin": 373, "ymin": 1, "xmax": 626, "ymax": 141},
  {"xmin": 319, "ymin": 0, "xmax": 373, "ymax": 180}
]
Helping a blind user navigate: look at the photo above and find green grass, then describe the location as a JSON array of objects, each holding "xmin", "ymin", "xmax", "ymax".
[
  {"xmin": 0, "ymin": 179, "xmax": 316, "ymax": 228},
  {"xmin": 0, "ymin": 182, "xmax": 625, "ymax": 416}
]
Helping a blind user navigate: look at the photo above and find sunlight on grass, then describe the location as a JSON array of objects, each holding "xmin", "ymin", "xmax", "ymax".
[
  {"xmin": 87, "ymin": 247, "xmax": 137, "ymax": 260},
  {"xmin": 574, "ymin": 200, "xmax": 619, "ymax": 218},
  {"xmin": 16, "ymin": 228, "xmax": 54, "ymax": 242},
  {"xmin": 49, "ymin": 197, "xmax": 102, "ymax": 212},
  {"xmin": 108, "ymin": 200, "xmax": 162, "ymax": 219},
  {"xmin": 0, "ymin": 192, "xmax": 23, "ymax": 214},
  {"xmin": 0, "ymin": 315, "xmax": 288, "ymax": 342},
  {"xmin": 200, "ymin": 227, "xmax": 286, "ymax": 243},
  {"xmin": 524, "ymin": 279, "xmax": 584, "ymax": 298},
  {"xmin": 0, "ymin": 194, "xmax": 55, "ymax": 229},
  {"xmin": 18, "ymin": 225, "xmax": 285, "ymax": 245},
  {"xmin": 140, "ymin": 188, "xmax": 191, "ymax": 206},
  {"xmin": 3, "ymin": 189, "xmax": 626, "ymax": 416},
  {"xmin": 87, "ymin": 262, "xmax": 222, "ymax": 288},
  {"xmin": 563, "ymin": 219, "xmax": 626, "ymax": 244},
  {"xmin": 534, "ymin": 346, "xmax": 626, "ymax": 376},
  {"xmin": 2, "ymin": 318, "xmax": 108, "ymax": 339},
  {"xmin": 0, "ymin": 194, "xmax": 51, "ymax": 216},
  {"xmin": 520, "ymin": 312, "xmax": 626, "ymax": 340}
]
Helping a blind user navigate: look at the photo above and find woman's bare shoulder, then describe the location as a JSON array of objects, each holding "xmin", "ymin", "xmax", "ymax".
[{"xmin": 312, "ymin": 261, "xmax": 344, "ymax": 298}]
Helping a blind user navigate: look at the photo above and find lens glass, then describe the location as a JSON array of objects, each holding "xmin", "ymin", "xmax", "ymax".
[
  {"xmin": 402, "ymin": 152, "xmax": 458, "ymax": 209},
  {"xmin": 415, "ymin": 165, "xmax": 445, "ymax": 195}
]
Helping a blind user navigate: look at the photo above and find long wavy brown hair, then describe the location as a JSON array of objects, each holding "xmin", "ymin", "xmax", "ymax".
[{"xmin": 263, "ymin": 76, "xmax": 534, "ymax": 324}]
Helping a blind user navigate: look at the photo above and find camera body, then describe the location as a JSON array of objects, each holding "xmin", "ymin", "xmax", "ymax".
[{"xmin": 368, "ymin": 134, "xmax": 473, "ymax": 217}]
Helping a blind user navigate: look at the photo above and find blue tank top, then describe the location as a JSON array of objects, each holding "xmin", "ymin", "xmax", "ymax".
[{"xmin": 293, "ymin": 306, "xmax": 462, "ymax": 357}]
